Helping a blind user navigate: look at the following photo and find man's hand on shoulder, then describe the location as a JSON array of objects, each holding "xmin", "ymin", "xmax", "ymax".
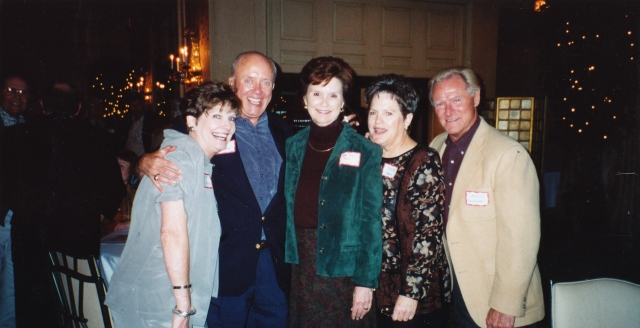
[
  {"xmin": 486, "ymin": 308, "xmax": 515, "ymax": 328},
  {"xmin": 138, "ymin": 146, "xmax": 181, "ymax": 192}
]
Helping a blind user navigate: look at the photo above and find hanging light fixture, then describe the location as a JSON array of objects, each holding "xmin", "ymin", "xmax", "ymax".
[{"xmin": 534, "ymin": 0, "xmax": 548, "ymax": 12}]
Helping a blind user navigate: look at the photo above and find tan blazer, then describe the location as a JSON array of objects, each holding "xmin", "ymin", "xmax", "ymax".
[{"xmin": 430, "ymin": 118, "xmax": 544, "ymax": 327}]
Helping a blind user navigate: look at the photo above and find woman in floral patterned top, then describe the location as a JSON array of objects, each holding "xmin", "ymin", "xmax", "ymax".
[{"xmin": 366, "ymin": 74, "xmax": 451, "ymax": 327}]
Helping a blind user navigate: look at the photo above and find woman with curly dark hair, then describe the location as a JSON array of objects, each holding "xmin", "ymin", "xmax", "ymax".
[{"xmin": 366, "ymin": 74, "xmax": 450, "ymax": 327}]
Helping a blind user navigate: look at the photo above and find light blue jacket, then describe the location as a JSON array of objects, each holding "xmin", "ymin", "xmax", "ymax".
[{"xmin": 106, "ymin": 130, "xmax": 220, "ymax": 327}]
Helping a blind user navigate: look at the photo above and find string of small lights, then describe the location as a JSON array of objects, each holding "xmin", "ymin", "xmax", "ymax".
[
  {"xmin": 548, "ymin": 6, "xmax": 638, "ymax": 142},
  {"xmin": 91, "ymin": 69, "xmax": 174, "ymax": 121}
]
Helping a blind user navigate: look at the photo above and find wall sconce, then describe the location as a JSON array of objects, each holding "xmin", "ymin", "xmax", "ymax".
[{"xmin": 171, "ymin": 30, "xmax": 203, "ymax": 85}]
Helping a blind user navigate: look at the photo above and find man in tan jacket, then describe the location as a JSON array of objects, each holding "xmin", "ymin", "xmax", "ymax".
[{"xmin": 428, "ymin": 67, "xmax": 544, "ymax": 328}]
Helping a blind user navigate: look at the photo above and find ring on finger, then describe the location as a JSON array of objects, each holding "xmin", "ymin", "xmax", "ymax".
[{"xmin": 154, "ymin": 174, "xmax": 160, "ymax": 181}]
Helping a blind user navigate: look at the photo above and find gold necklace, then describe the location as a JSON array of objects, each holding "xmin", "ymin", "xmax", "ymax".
[{"xmin": 307, "ymin": 142, "xmax": 335, "ymax": 152}]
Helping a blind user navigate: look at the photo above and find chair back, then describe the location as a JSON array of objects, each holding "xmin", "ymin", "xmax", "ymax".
[
  {"xmin": 552, "ymin": 278, "xmax": 640, "ymax": 328},
  {"xmin": 48, "ymin": 250, "xmax": 112, "ymax": 328}
]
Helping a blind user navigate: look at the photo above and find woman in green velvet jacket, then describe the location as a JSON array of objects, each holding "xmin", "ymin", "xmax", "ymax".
[{"xmin": 284, "ymin": 56, "xmax": 383, "ymax": 327}]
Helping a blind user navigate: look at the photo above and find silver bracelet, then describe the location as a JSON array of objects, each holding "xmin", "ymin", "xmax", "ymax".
[{"xmin": 172, "ymin": 305, "xmax": 196, "ymax": 318}]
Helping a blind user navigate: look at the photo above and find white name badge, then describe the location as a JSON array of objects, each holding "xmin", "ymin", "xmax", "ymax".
[
  {"xmin": 216, "ymin": 140, "xmax": 236, "ymax": 155},
  {"xmin": 204, "ymin": 173, "xmax": 213, "ymax": 189},
  {"xmin": 466, "ymin": 191, "xmax": 489, "ymax": 206},
  {"xmin": 382, "ymin": 163, "xmax": 398, "ymax": 179},
  {"xmin": 339, "ymin": 151, "xmax": 361, "ymax": 167}
]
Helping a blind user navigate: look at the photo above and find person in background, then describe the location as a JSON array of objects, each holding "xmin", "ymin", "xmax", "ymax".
[
  {"xmin": 105, "ymin": 82, "xmax": 238, "ymax": 327},
  {"xmin": 0, "ymin": 75, "xmax": 30, "ymax": 328},
  {"xmin": 102, "ymin": 148, "xmax": 139, "ymax": 236},
  {"xmin": 284, "ymin": 56, "xmax": 382, "ymax": 327},
  {"xmin": 1, "ymin": 81, "xmax": 125, "ymax": 327},
  {"xmin": 0, "ymin": 76, "xmax": 30, "ymax": 131},
  {"xmin": 122, "ymin": 94, "xmax": 166, "ymax": 157},
  {"xmin": 138, "ymin": 51, "xmax": 292, "ymax": 327},
  {"xmin": 366, "ymin": 74, "xmax": 450, "ymax": 327},
  {"xmin": 429, "ymin": 67, "xmax": 544, "ymax": 328}
]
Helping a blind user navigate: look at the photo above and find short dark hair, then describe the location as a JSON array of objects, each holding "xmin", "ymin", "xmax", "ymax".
[
  {"xmin": 299, "ymin": 56, "xmax": 355, "ymax": 96},
  {"xmin": 182, "ymin": 82, "xmax": 240, "ymax": 125},
  {"xmin": 42, "ymin": 82, "xmax": 82, "ymax": 116},
  {"xmin": 2, "ymin": 75, "xmax": 29, "ymax": 90},
  {"xmin": 231, "ymin": 51, "xmax": 278, "ymax": 81},
  {"xmin": 365, "ymin": 74, "xmax": 418, "ymax": 117}
]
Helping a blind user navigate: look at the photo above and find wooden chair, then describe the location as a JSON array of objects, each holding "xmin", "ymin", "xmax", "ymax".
[{"xmin": 48, "ymin": 250, "xmax": 112, "ymax": 328}]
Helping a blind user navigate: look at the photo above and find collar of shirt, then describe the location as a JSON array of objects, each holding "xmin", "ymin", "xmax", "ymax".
[
  {"xmin": 236, "ymin": 111, "xmax": 268, "ymax": 131},
  {"xmin": 233, "ymin": 110, "xmax": 281, "ymax": 215},
  {"xmin": 0, "ymin": 108, "xmax": 24, "ymax": 127},
  {"xmin": 444, "ymin": 116, "xmax": 481, "ymax": 155}
]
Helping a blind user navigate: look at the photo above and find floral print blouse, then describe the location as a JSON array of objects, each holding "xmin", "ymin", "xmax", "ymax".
[{"xmin": 376, "ymin": 144, "xmax": 451, "ymax": 315}]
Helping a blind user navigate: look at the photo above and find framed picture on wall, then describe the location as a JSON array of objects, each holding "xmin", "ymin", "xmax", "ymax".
[{"xmin": 495, "ymin": 97, "xmax": 535, "ymax": 152}]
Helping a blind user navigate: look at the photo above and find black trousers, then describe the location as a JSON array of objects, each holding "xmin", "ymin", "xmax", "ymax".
[{"xmin": 12, "ymin": 225, "xmax": 61, "ymax": 327}]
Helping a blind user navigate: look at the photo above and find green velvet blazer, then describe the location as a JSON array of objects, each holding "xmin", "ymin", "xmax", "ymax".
[{"xmin": 284, "ymin": 122, "xmax": 383, "ymax": 288}]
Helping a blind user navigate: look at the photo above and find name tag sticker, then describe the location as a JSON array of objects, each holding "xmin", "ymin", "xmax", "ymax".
[
  {"xmin": 382, "ymin": 163, "xmax": 398, "ymax": 178},
  {"xmin": 339, "ymin": 152, "xmax": 361, "ymax": 167},
  {"xmin": 216, "ymin": 140, "xmax": 236, "ymax": 155},
  {"xmin": 466, "ymin": 191, "xmax": 489, "ymax": 206},
  {"xmin": 204, "ymin": 173, "xmax": 213, "ymax": 189}
]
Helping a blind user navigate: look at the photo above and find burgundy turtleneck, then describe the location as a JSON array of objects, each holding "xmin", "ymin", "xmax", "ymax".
[{"xmin": 294, "ymin": 119, "xmax": 343, "ymax": 229}]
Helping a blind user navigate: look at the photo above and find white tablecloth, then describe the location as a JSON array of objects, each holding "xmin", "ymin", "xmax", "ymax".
[{"xmin": 98, "ymin": 229, "xmax": 128, "ymax": 288}]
